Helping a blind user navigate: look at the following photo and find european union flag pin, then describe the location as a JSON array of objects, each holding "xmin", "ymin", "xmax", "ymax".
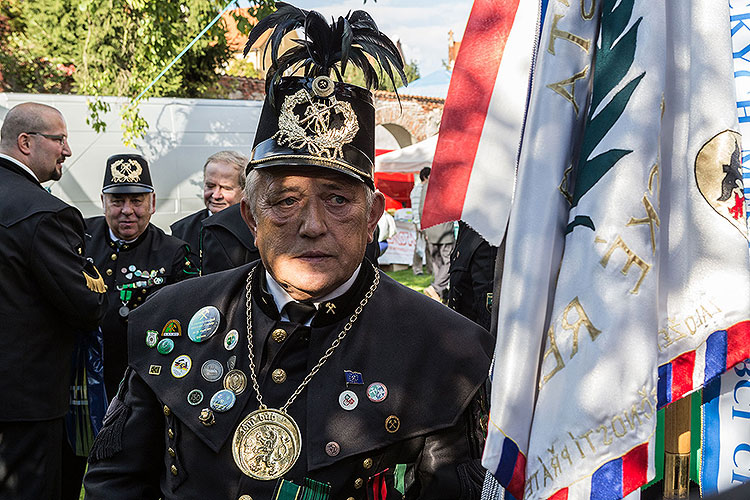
[{"xmin": 344, "ymin": 370, "xmax": 364, "ymax": 386}]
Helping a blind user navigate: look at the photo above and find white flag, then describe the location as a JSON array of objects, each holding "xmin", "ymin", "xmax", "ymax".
[{"xmin": 484, "ymin": 1, "xmax": 750, "ymax": 499}]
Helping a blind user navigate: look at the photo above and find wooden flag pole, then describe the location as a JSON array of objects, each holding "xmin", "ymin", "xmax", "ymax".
[{"xmin": 664, "ymin": 395, "xmax": 692, "ymax": 498}]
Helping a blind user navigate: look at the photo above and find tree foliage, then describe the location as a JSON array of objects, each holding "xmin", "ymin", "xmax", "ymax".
[{"xmin": 0, "ymin": 0, "xmax": 274, "ymax": 144}]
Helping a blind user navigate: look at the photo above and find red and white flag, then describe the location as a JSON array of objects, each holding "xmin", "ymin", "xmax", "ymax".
[{"xmin": 420, "ymin": 0, "xmax": 539, "ymax": 245}]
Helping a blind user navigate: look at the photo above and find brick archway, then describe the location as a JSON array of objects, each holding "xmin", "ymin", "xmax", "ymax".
[{"xmin": 374, "ymin": 91, "xmax": 444, "ymax": 145}]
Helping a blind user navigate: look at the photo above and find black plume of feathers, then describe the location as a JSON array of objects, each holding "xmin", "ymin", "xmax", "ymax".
[{"xmin": 244, "ymin": 2, "xmax": 407, "ymax": 105}]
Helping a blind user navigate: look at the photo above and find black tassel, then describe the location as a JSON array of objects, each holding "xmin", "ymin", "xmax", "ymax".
[
  {"xmin": 457, "ymin": 459, "xmax": 487, "ymax": 500},
  {"xmin": 87, "ymin": 397, "xmax": 131, "ymax": 463}
]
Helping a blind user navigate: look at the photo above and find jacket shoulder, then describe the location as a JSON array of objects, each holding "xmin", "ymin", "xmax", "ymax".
[{"xmin": 0, "ymin": 166, "xmax": 73, "ymax": 227}]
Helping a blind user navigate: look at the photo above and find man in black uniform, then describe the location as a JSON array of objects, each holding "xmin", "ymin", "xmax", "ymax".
[
  {"xmin": 171, "ymin": 150, "xmax": 248, "ymax": 265},
  {"xmin": 200, "ymin": 203, "xmax": 261, "ymax": 274},
  {"xmin": 86, "ymin": 153, "xmax": 199, "ymax": 399},
  {"xmin": 448, "ymin": 221, "xmax": 499, "ymax": 332},
  {"xmin": 0, "ymin": 102, "xmax": 108, "ymax": 500},
  {"xmin": 84, "ymin": 5, "xmax": 493, "ymax": 499}
]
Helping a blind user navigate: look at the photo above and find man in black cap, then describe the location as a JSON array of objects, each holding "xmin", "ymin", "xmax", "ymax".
[
  {"xmin": 171, "ymin": 150, "xmax": 249, "ymax": 267},
  {"xmin": 0, "ymin": 102, "xmax": 108, "ymax": 500},
  {"xmin": 84, "ymin": 5, "xmax": 492, "ymax": 499},
  {"xmin": 85, "ymin": 153, "xmax": 199, "ymax": 400}
]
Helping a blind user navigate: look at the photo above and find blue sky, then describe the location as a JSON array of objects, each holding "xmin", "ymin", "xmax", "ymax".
[{"xmin": 238, "ymin": 0, "xmax": 475, "ymax": 76}]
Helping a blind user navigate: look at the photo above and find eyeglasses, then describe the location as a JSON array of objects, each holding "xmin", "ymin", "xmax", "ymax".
[{"xmin": 25, "ymin": 132, "xmax": 67, "ymax": 146}]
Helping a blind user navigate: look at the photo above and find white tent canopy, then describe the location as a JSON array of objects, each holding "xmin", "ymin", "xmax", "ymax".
[{"xmin": 374, "ymin": 135, "xmax": 438, "ymax": 173}]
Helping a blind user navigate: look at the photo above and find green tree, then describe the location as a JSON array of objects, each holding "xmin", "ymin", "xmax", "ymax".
[
  {"xmin": 0, "ymin": 0, "xmax": 274, "ymax": 144},
  {"xmin": 342, "ymin": 58, "xmax": 420, "ymax": 93}
]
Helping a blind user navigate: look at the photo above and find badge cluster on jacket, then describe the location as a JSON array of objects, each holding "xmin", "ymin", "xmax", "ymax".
[{"xmin": 145, "ymin": 305, "xmax": 247, "ymax": 426}]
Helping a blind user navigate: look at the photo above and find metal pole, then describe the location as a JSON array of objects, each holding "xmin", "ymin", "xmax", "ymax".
[{"xmin": 664, "ymin": 396, "xmax": 691, "ymax": 498}]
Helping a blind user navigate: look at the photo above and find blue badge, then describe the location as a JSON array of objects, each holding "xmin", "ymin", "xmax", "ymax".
[
  {"xmin": 210, "ymin": 389, "xmax": 236, "ymax": 412},
  {"xmin": 187, "ymin": 306, "xmax": 221, "ymax": 343},
  {"xmin": 344, "ymin": 370, "xmax": 364, "ymax": 385}
]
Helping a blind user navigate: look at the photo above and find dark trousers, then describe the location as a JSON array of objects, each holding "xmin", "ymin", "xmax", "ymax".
[
  {"xmin": 61, "ymin": 438, "xmax": 87, "ymax": 500},
  {"xmin": 0, "ymin": 418, "xmax": 64, "ymax": 500}
]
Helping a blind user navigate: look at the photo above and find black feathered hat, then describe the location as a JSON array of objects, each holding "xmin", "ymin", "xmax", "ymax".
[{"xmin": 244, "ymin": 2, "xmax": 406, "ymax": 189}]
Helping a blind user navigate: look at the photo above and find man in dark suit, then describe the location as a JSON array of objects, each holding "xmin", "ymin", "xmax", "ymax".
[
  {"xmin": 170, "ymin": 151, "xmax": 248, "ymax": 266},
  {"xmin": 86, "ymin": 153, "xmax": 199, "ymax": 400},
  {"xmin": 84, "ymin": 5, "xmax": 492, "ymax": 499},
  {"xmin": 199, "ymin": 203, "xmax": 260, "ymax": 274},
  {"xmin": 0, "ymin": 102, "xmax": 108, "ymax": 500}
]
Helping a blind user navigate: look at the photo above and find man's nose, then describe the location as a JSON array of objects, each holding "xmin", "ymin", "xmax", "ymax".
[
  {"xmin": 62, "ymin": 140, "xmax": 72, "ymax": 157},
  {"xmin": 299, "ymin": 200, "xmax": 326, "ymax": 237}
]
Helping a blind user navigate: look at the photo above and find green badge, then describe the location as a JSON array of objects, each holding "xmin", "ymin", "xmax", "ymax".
[
  {"xmin": 145, "ymin": 330, "xmax": 158, "ymax": 348},
  {"xmin": 157, "ymin": 338, "xmax": 175, "ymax": 355}
]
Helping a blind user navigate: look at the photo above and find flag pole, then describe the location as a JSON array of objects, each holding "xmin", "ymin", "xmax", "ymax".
[{"xmin": 664, "ymin": 396, "xmax": 691, "ymax": 498}]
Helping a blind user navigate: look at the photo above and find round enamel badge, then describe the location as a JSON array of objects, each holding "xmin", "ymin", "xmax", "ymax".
[
  {"xmin": 187, "ymin": 306, "xmax": 221, "ymax": 343},
  {"xmin": 339, "ymin": 390, "xmax": 359, "ymax": 411},
  {"xmin": 224, "ymin": 329, "xmax": 239, "ymax": 350},
  {"xmin": 171, "ymin": 355, "xmax": 192, "ymax": 378},
  {"xmin": 367, "ymin": 382, "xmax": 388, "ymax": 403}
]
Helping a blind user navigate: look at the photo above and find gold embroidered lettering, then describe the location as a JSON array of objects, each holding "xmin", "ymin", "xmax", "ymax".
[
  {"xmin": 626, "ymin": 195, "xmax": 660, "ymax": 255},
  {"xmin": 685, "ymin": 315, "xmax": 698, "ymax": 336},
  {"xmin": 612, "ymin": 415, "xmax": 628, "ymax": 438},
  {"xmin": 540, "ymin": 325, "xmax": 566, "ymax": 388},
  {"xmin": 600, "ymin": 235, "xmax": 651, "ymax": 294},
  {"xmin": 538, "ymin": 457, "xmax": 554, "ymax": 486},
  {"xmin": 562, "ymin": 296, "xmax": 602, "ymax": 358},
  {"xmin": 561, "ymin": 445, "xmax": 573, "ymax": 466},
  {"xmin": 569, "ymin": 431, "xmax": 586, "ymax": 458},
  {"xmin": 580, "ymin": 429, "xmax": 596, "ymax": 452},
  {"xmin": 548, "ymin": 14, "xmax": 592, "ymax": 54},
  {"xmin": 547, "ymin": 67, "xmax": 589, "ymax": 115},
  {"xmin": 580, "ymin": 0, "xmax": 596, "ymax": 20},
  {"xmin": 597, "ymin": 424, "xmax": 612, "ymax": 445}
]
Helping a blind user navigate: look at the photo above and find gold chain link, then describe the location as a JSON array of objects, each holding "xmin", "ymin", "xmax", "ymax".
[{"xmin": 244, "ymin": 265, "xmax": 380, "ymax": 413}]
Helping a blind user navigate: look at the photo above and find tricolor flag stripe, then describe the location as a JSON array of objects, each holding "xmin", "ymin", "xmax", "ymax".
[
  {"xmin": 621, "ymin": 443, "xmax": 649, "ymax": 495},
  {"xmin": 704, "ymin": 330, "xmax": 728, "ymax": 384},
  {"xmin": 423, "ymin": 0, "xmax": 519, "ymax": 225},
  {"xmin": 725, "ymin": 320, "xmax": 750, "ymax": 368},
  {"xmin": 423, "ymin": 0, "xmax": 539, "ymax": 245},
  {"xmin": 548, "ymin": 488, "xmax": 568, "ymax": 500},
  {"xmin": 671, "ymin": 350, "xmax": 696, "ymax": 401},
  {"xmin": 494, "ymin": 436, "xmax": 526, "ymax": 498},
  {"xmin": 656, "ymin": 320, "xmax": 750, "ymax": 409},
  {"xmin": 590, "ymin": 457, "xmax": 621, "ymax": 500},
  {"xmin": 657, "ymin": 363, "xmax": 672, "ymax": 409}
]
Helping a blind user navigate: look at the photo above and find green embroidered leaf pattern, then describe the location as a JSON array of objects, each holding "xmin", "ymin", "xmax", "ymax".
[{"xmin": 569, "ymin": 0, "xmax": 644, "ymax": 210}]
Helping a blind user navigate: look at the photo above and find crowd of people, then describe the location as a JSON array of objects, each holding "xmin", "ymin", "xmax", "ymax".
[{"xmin": 0, "ymin": 4, "xmax": 501, "ymax": 500}]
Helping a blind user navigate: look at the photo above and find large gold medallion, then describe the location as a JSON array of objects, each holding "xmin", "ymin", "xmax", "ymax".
[{"xmin": 232, "ymin": 408, "xmax": 302, "ymax": 480}]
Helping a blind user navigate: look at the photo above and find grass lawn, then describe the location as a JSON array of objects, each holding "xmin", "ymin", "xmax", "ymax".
[{"xmin": 384, "ymin": 267, "xmax": 433, "ymax": 293}]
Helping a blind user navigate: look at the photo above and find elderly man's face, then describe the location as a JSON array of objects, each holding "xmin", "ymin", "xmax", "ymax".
[
  {"xmin": 102, "ymin": 192, "xmax": 155, "ymax": 241},
  {"xmin": 203, "ymin": 160, "xmax": 243, "ymax": 214},
  {"xmin": 242, "ymin": 168, "xmax": 384, "ymax": 301}
]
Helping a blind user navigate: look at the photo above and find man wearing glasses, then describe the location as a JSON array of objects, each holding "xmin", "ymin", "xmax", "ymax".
[{"xmin": 0, "ymin": 102, "xmax": 108, "ymax": 499}]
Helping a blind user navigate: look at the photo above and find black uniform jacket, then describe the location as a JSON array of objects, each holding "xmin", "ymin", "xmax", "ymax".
[
  {"xmin": 84, "ymin": 261, "xmax": 494, "ymax": 499},
  {"xmin": 171, "ymin": 208, "xmax": 209, "ymax": 264},
  {"xmin": 0, "ymin": 157, "xmax": 107, "ymax": 420},
  {"xmin": 448, "ymin": 222, "xmax": 498, "ymax": 332},
  {"xmin": 200, "ymin": 204, "xmax": 260, "ymax": 274},
  {"xmin": 85, "ymin": 216, "xmax": 198, "ymax": 398}
]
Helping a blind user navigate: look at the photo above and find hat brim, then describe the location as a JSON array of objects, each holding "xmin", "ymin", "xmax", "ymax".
[
  {"xmin": 102, "ymin": 184, "xmax": 155, "ymax": 194},
  {"xmin": 248, "ymin": 139, "xmax": 374, "ymax": 190}
]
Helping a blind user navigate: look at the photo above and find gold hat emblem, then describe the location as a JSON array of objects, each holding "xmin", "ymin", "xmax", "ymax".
[
  {"xmin": 274, "ymin": 88, "xmax": 359, "ymax": 161},
  {"xmin": 110, "ymin": 158, "xmax": 143, "ymax": 183}
]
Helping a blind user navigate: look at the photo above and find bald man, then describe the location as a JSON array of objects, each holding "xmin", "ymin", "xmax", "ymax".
[{"xmin": 0, "ymin": 102, "xmax": 108, "ymax": 500}]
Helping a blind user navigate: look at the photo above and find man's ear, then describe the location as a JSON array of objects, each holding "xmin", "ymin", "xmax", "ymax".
[
  {"xmin": 367, "ymin": 191, "xmax": 386, "ymax": 243},
  {"xmin": 240, "ymin": 198, "xmax": 257, "ymax": 237},
  {"xmin": 100, "ymin": 194, "xmax": 106, "ymax": 212},
  {"xmin": 16, "ymin": 133, "xmax": 32, "ymax": 155},
  {"xmin": 149, "ymin": 192, "xmax": 156, "ymax": 215}
]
